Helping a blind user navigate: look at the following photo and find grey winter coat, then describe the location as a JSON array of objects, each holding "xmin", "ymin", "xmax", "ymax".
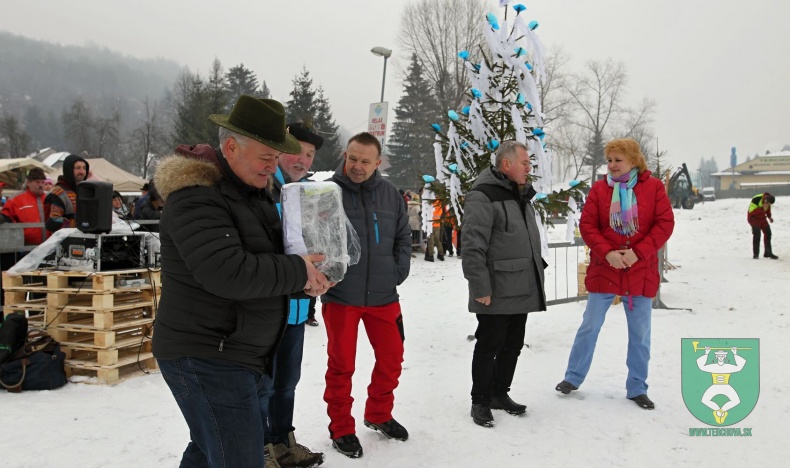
[
  {"xmin": 322, "ymin": 163, "xmax": 412, "ymax": 307},
  {"xmin": 461, "ymin": 167, "xmax": 546, "ymax": 314}
]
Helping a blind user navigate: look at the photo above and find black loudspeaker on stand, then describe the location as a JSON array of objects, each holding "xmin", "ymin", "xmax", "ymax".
[{"xmin": 76, "ymin": 181, "xmax": 113, "ymax": 234}]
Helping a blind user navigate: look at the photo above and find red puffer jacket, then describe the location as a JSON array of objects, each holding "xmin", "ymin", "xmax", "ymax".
[{"xmin": 581, "ymin": 171, "xmax": 675, "ymax": 298}]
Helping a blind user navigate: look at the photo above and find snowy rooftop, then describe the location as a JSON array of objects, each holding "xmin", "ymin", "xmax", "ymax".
[
  {"xmin": 762, "ymin": 150, "xmax": 790, "ymax": 158},
  {"xmin": 739, "ymin": 181, "xmax": 790, "ymax": 187}
]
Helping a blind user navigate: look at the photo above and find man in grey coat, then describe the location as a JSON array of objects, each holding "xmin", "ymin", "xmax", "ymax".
[{"xmin": 461, "ymin": 140, "xmax": 547, "ymax": 428}]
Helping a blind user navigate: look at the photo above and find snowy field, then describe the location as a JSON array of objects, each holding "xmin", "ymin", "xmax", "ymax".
[{"xmin": 1, "ymin": 196, "xmax": 787, "ymax": 467}]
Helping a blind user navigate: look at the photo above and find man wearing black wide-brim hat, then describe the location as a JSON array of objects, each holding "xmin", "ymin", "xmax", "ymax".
[{"xmin": 152, "ymin": 95, "xmax": 332, "ymax": 467}]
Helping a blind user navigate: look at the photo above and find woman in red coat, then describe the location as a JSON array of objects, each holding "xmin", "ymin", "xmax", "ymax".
[{"xmin": 555, "ymin": 138, "xmax": 675, "ymax": 410}]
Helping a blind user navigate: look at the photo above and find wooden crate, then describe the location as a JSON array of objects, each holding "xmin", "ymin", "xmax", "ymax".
[
  {"xmin": 2, "ymin": 269, "xmax": 161, "ymax": 295},
  {"xmin": 577, "ymin": 273, "xmax": 588, "ymax": 296},
  {"xmin": 50, "ymin": 320, "xmax": 154, "ymax": 350},
  {"xmin": 66, "ymin": 352, "xmax": 159, "ymax": 385},
  {"xmin": 64, "ymin": 337, "xmax": 153, "ymax": 367},
  {"xmin": 3, "ymin": 268, "xmax": 161, "ymax": 385},
  {"xmin": 46, "ymin": 293, "xmax": 155, "ymax": 328}
]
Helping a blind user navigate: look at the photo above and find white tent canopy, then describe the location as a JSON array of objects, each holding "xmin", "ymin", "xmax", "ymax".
[
  {"xmin": 0, "ymin": 158, "xmax": 58, "ymax": 189},
  {"xmin": 41, "ymin": 155, "xmax": 147, "ymax": 192}
]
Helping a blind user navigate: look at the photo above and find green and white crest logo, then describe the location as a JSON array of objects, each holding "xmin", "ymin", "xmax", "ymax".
[{"xmin": 681, "ymin": 338, "xmax": 760, "ymax": 426}]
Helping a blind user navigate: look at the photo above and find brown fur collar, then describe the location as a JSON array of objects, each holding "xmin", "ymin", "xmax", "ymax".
[{"xmin": 154, "ymin": 154, "xmax": 222, "ymax": 202}]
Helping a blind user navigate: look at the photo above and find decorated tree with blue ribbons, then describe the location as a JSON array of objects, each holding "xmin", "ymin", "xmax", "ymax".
[{"xmin": 423, "ymin": 3, "xmax": 588, "ymax": 250}]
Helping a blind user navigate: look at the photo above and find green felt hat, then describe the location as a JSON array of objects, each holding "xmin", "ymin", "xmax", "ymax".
[{"xmin": 209, "ymin": 95, "xmax": 301, "ymax": 154}]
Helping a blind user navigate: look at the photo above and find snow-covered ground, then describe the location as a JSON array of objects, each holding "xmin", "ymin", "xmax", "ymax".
[{"xmin": 1, "ymin": 196, "xmax": 787, "ymax": 467}]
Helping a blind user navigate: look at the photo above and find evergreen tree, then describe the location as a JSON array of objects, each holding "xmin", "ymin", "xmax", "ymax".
[
  {"xmin": 388, "ymin": 53, "xmax": 441, "ymax": 190},
  {"xmin": 62, "ymin": 97, "xmax": 95, "ymax": 154},
  {"xmin": 426, "ymin": 7, "xmax": 587, "ymax": 234},
  {"xmin": 172, "ymin": 70, "xmax": 215, "ymax": 146},
  {"xmin": 286, "ymin": 67, "xmax": 317, "ymax": 124},
  {"xmin": 313, "ymin": 87, "xmax": 342, "ymax": 170},
  {"xmin": 94, "ymin": 109, "xmax": 121, "ymax": 159},
  {"xmin": 261, "ymin": 81, "xmax": 271, "ymax": 99},
  {"xmin": 697, "ymin": 157, "xmax": 719, "ymax": 188},
  {"xmin": 226, "ymin": 63, "xmax": 262, "ymax": 109},
  {"xmin": 24, "ymin": 105, "xmax": 64, "ymax": 150},
  {"xmin": 0, "ymin": 115, "xmax": 32, "ymax": 157},
  {"xmin": 286, "ymin": 68, "xmax": 342, "ymax": 171},
  {"xmin": 207, "ymin": 58, "xmax": 229, "ymax": 115}
]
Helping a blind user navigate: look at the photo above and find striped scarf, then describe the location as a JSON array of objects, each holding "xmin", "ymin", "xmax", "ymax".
[{"xmin": 607, "ymin": 168, "xmax": 639, "ymax": 237}]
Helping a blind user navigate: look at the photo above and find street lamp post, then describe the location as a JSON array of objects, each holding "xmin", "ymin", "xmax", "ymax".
[{"xmin": 370, "ymin": 46, "xmax": 392, "ymax": 103}]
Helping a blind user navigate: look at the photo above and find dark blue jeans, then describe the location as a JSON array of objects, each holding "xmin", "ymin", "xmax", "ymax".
[
  {"xmin": 260, "ymin": 323, "xmax": 305, "ymax": 445},
  {"xmin": 158, "ymin": 357, "xmax": 267, "ymax": 467}
]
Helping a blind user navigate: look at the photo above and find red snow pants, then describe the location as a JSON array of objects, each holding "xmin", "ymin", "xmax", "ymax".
[{"xmin": 322, "ymin": 301, "xmax": 404, "ymax": 438}]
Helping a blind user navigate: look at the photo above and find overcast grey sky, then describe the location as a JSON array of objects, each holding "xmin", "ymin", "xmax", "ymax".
[{"xmin": 1, "ymin": 0, "xmax": 788, "ymax": 172}]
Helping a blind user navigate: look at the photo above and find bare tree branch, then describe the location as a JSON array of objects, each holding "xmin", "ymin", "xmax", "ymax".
[{"xmin": 397, "ymin": 0, "xmax": 488, "ymax": 112}]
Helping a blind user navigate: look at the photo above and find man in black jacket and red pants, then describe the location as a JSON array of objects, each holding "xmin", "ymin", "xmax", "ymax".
[
  {"xmin": 322, "ymin": 132, "xmax": 412, "ymax": 458},
  {"xmin": 153, "ymin": 95, "xmax": 332, "ymax": 468},
  {"xmin": 748, "ymin": 192, "xmax": 777, "ymax": 259}
]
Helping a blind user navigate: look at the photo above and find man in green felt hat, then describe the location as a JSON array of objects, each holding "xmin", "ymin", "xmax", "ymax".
[{"xmin": 153, "ymin": 95, "xmax": 332, "ymax": 468}]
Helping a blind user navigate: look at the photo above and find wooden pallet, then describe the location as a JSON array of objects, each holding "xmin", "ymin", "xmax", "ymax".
[
  {"xmin": 2, "ymin": 268, "xmax": 161, "ymax": 295},
  {"xmin": 3, "ymin": 268, "xmax": 161, "ymax": 385},
  {"xmin": 50, "ymin": 320, "xmax": 154, "ymax": 350},
  {"xmin": 64, "ymin": 338, "xmax": 153, "ymax": 367},
  {"xmin": 66, "ymin": 352, "xmax": 159, "ymax": 385}
]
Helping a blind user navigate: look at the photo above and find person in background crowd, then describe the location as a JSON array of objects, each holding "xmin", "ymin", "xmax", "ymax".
[
  {"xmin": 443, "ymin": 206, "xmax": 455, "ymax": 257},
  {"xmin": 43, "ymin": 177, "xmax": 53, "ymax": 193},
  {"xmin": 152, "ymin": 95, "xmax": 332, "ymax": 468},
  {"xmin": 407, "ymin": 194, "xmax": 422, "ymax": 255},
  {"xmin": 44, "ymin": 154, "xmax": 88, "ymax": 233},
  {"xmin": 425, "ymin": 198, "xmax": 444, "ymax": 262},
  {"xmin": 747, "ymin": 192, "xmax": 777, "ymax": 259},
  {"xmin": 264, "ymin": 120, "xmax": 326, "ymax": 468},
  {"xmin": 0, "ymin": 168, "xmax": 49, "ymax": 245},
  {"xmin": 556, "ymin": 138, "xmax": 675, "ymax": 411},
  {"xmin": 112, "ymin": 191, "xmax": 130, "ymax": 220},
  {"xmin": 461, "ymin": 140, "xmax": 547, "ymax": 428},
  {"xmin": 0, "ymin": 182, "xmax": 6, "ymax": 207},
  {"xmin": 322, "ymin": 132, "xmax": 412, "ymax": 459},
  {"xmin": 138, "ymin": 185, "xmax": 163, "ymax": 220},
  {"xmin": 132, "ymin": 182, "xmax": 150, "ymax": 219}
]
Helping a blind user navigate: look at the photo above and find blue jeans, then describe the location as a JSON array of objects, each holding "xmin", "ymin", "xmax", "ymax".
[
  {"xmin": 158, "ymin": 357, "xmax": 267, "ymax": 467},
  {"xmin": 563, "ymin": 293, "xmax": 652, "ymax": 398},
  {"xmin": 260, "ymin": 323, "xmax": 305, "ymax": 445}
]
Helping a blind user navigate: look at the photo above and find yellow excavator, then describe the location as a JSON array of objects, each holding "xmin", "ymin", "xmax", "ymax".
[{"xmin": 664, "ymin": 163, "xmax": 702, "ymax": 209}]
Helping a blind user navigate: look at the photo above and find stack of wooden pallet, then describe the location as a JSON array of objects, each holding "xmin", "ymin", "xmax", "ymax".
[{"xmin": 2, "ymin": 268, "xmax": 160, "ymax": 385}]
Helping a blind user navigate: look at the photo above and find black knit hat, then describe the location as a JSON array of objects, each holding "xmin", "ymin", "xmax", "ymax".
[{"xmin": 286, "ymin": 122, "xmax": 324, "ymax": 150}]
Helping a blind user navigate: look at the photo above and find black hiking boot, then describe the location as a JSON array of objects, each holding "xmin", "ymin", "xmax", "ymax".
[
  {"xmin": 629, "ymin": 394, "xmax": 655, "ymax": 410},
  {"xmin": 425, "ymin": 255, "xmax": 434, "ymax": 262},
  {"xmin": 764, "ymin": 253, "xmax": 779, "ymax": 259},
  {"xmin": 471, "ymin": 404, "xmax": 494, "ymax": 428},
  {"xmin": 364, "ymin": 418, "xmax": 409, "ymax": 441},
  {"xmin": 331, "ymin": 434, "xmax": 363, "ymax": 459},
  {"xmin": 490, "ymin": 395, "xmax": 527, "ymax": 415},
  {"xmin": 555, "ymin": 380, "xmax": 578, "ymax": 395},
  {"xmin": 437, "ymin": 254, "xmax": 445, "ymax": 261}
]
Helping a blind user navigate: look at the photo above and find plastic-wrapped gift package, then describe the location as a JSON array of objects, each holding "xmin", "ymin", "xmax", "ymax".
[{"xmin": 281, "ymin": 182, "xmax": 361, "ymax": 283}]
